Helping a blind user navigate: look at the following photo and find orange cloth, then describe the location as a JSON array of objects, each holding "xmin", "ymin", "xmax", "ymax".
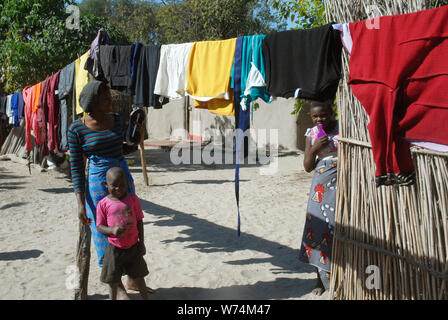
[{"xmin": 32, "ymin": 82, "xmax": 42, "ymax": 114}]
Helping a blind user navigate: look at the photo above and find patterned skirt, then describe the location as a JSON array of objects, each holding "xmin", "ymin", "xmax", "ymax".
[
  {"xmin": 85, "ymin": 155, "xmax": 135, "ymax": 267},
  {"xmin": 298, "ymin": 157, "xmax": 337, "ymax": 278}
]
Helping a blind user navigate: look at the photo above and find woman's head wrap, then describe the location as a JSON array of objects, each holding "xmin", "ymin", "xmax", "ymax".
[{"xmin": 78, "ymin": 80, "xmax": 107, "ymax": 113}]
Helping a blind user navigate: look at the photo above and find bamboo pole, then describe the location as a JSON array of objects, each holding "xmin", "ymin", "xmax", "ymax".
[
  {"xmin": 326, "ymin": 0, "xmax": 447, "ymax": 300},
  {"xmin": 139, "ymin": 140, "xmax": 149, "ymax": 186}
]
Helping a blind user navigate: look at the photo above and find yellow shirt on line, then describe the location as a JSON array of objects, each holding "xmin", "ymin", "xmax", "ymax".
[
  {"xmin": 186, "ymin": 38, "xmax": 237, "ymax": 116},
  {"xmin": 74, "ymin": 51, "xmax": 90, "ymax": 116}
]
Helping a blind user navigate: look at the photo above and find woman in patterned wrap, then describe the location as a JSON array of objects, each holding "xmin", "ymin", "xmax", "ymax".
[{"xmin": 298, "ymin": 100, "xmax": 339, "ymax": 296}]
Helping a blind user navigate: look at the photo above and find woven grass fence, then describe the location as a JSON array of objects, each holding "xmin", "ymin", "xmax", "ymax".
[{"xmin": 325, "ymin": 0, "xmax": 448, "ymax": 299}]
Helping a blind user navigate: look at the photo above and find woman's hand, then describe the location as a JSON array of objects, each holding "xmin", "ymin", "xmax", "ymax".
[
  {"xmin": 78, "ymin": 204, "xmax": 92, "ymax": 226},
  {"xmin": 311, "ymin": 136, "xmax": 329, "ymax": 152}
]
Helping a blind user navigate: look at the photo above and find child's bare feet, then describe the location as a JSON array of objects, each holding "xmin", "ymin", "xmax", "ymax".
[
  {"xmin": 126, "ymin": 284, "xmax": 156, "ymax": 293},
  {"xmin": 126, "ymin": 277, "xmax": 155, "ymax": 293},
  {"xmin": 110, "ymin": 282, "xmax": 131, "ymax": 300},
  {"xmin": 125, "ymin": 284, "xmax": 156, "ymax": 294}
]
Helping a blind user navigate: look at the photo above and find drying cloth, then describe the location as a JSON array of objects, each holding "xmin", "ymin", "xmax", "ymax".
[
  {"xmin": 6, "ymin": 94, "xmax": 13, "ymax": 125},
  {"xmin": 23, "ymin": 86, "xmax": 33, "ymax": 152},
  {"xmin": 31, "ymin": 82, "xmax": 42, "ymax": 113},
  {"xmin": 262, "ymin": 23, "xmax": 342, "ymax": 100},
  {"xmin": 186, "ymin": 38, "xmax": 236, "ymax": 116},
  {"xmin": 85, "ymin": 29, "xmax": 110, "ymax": 80},
  {"xmin": 134, "ymin": 45, "xmax": 168, "ymax": 108},
  {"xmin": 74, "ymin": 51, "xmax": 90, "ymax": 116},
  {"xmin": 39, "ymin": 77, "xmax": 51, "ymax": 116},
  {"xmin": 58, "ymin": 62, "xmax": 75, "ymax": 151},
  {"xmin": 154, "ymin": 42, "xmax": 193, "ymax": 99},
  {"xmin": 17, "ymin": 92, "xmax": 24, "ymax": 122},
  {"xmin": 233, "ymin": 36, "xmax": 244, "ymax": 236},
  {"xmin": 100, "ymin": 45, "xmax": 139, "ymax": 96},
  {"xmin": 46, "ymin": 70, "xmax": 61, "ymax": 152},
  {"xmin": 33, "ymin": 81, "xmax": 47, "ymax": 154},
  {"xmin": 10, "ymin": 93, "xmax": 19, "ymax": 127},
  {"xmin": 240, "ymin": 35, "xmax": 271, "ymax": 112},
  {"xmin": 347, "ymin": 5, "xmax": 448, "ymax": 186}
]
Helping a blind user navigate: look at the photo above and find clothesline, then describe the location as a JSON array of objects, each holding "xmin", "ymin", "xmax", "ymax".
[{"xmin": 1, "ymin": 5, "xmax": 447, "ymax": 188}]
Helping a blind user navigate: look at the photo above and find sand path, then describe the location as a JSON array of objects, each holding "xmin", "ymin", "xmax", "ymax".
[{"xmin": 0, "ymin": 148, "xmax": 328, "ymax": 300}]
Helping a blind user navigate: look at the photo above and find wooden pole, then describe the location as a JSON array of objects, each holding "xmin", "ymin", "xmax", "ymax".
[
  {"xmin": 140, "ymin": 140, "xmax": 149, "ymax": 186},
  {"xmin": 74, "ymin": 221, "xmax": 90, "ymax": 300}
]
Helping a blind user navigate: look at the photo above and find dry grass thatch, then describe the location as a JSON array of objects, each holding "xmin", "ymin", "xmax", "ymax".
[{"xmin": 325, "ymin": 0, "xmax": 448, "ymax": 299}]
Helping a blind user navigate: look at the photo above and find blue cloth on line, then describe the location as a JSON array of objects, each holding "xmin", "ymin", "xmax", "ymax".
[
  {"xmin": 11, "ymin": 93, "xmax": 20, "ymax": 127},
  {"xmin": 233, "ymin": 36, "xmax": 243, "ymax": 237}
]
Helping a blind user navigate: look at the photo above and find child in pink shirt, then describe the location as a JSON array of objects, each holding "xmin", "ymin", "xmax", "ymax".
[{"xmin": 96, "ymin": 167, "xmax": 149, "ymax": 300}]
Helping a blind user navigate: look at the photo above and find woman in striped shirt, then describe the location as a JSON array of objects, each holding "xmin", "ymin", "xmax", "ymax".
[{"xmin": 68, "ymin": 80, "xmax": 145, "ymax": 299}]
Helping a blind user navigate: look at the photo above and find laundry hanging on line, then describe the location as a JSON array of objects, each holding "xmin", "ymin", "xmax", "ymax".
[
  {"xmin": 345, "ymin": 5, "xmax": 448, "ymax": 186},
  {"xmin": 186, "ymin": 38, "xmax": 237, "ymax": 116}
]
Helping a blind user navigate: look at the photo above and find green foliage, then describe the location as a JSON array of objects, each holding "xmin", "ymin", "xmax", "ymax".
[
  {"xmin": 291, "ymin": 98, "xmax": 306, "ymax": 116},
  {"xmin": 80, "ymin": 0, "xmax": 159, "ymax": 45},
  {"xmin": 270, "ymin": 0, "xmax": 326, "ymax": 29},
  {"xmin": 156, "ymin": 0, "xmax": 283, "ymax": 43},
  {"xmin": 78, "ymin": 0, "xmax": 111, "ymax": 16},
  {"xmin": 0, "ymin": 0, "xmax": 128, "ymax": 93}
]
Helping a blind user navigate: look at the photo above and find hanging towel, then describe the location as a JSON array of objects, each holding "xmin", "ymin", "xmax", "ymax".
[
  {"xmin": 74, "ymin": 51, "xmax": 90, "ymax": 116},
  {"xmin": 47, "ymin": 70, "xmax": 61, "ymax": 152},
  {"xmin": 347, "ymin": 5, "xmax": 448, "ymax": 186},
  {"xmin": 134, "ymin": 45, "xmax": 169, "ymax": 109},
  {"xmin": 10, "ymin": 93, "xmax": 19, "ymax": 127},
  {"xmin": 39, "ymin": 76, "xmax": 51, "ymax": 114},
  {"xmin": 17, "ymin": 92, "xmax": 24, "ymax": 122},
  {"xmin": 240, "ymin": 35, "xmax": 271, "ymax": 112},
  {"xmin": 186, "ymin": 38, "xmax": 237, "ymax": 116},
  {"xmin": 154, "ymin": 43, "xmax": 194, "ymax": 100},
  {"xmin": 33, "ymin": 81, "xmax": 47, "ymax": 152},
  {"xmin": 58, "ymin": 62, "xmax": 75, "ymax": 152},
  {"xmin": 6, "ymin": 94, "xmax": 13, "ymax": 125},
  {"xmin": 38, "ymin": 77, "xmax": 51, "ymax": 154},
  {"xmin": 23, "ymin": 86, "xmax": 33, "ymax": 152},
  {"xmin": 262, "ymin": 23, "xmax": 342, "ymax": 101}
]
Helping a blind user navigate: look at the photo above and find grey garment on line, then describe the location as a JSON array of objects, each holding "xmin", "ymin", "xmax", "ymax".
[{"xmin": 58, "ymin": 62, "xmax": 75, "ymax": 151}]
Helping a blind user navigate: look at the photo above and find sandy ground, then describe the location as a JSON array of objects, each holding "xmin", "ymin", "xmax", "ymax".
[{"xmin": 0, "ymin": 146, "xmax": 328, "ymax": 300}]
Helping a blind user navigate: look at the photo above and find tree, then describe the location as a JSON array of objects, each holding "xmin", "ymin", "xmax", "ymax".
[
  {"xmin": 79, "ymin": 0, "xmax": 159, "ymax": 45},
  {"xmin": 156, "ymin": 0, "xmax": 284, "ymax": 44},
  {"xmin": 270, "ymin": 0, "xmax": 326, "ymax": 29},
  {"xmin": 0, "ymin": 0, "xmax": 128, "ymax": 93},
  {"xmin": 78, "ymin": 0, "xmax": 112, "ymax": 17}
]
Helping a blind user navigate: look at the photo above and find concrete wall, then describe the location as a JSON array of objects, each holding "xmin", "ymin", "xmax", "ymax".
[
  {"xmin": 146, "ymin": 98, "xmax": 187, "ymax": 141},
  {"xmin": 145, "ymin": 96, "xmax": 314, "ymax": 151}
]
